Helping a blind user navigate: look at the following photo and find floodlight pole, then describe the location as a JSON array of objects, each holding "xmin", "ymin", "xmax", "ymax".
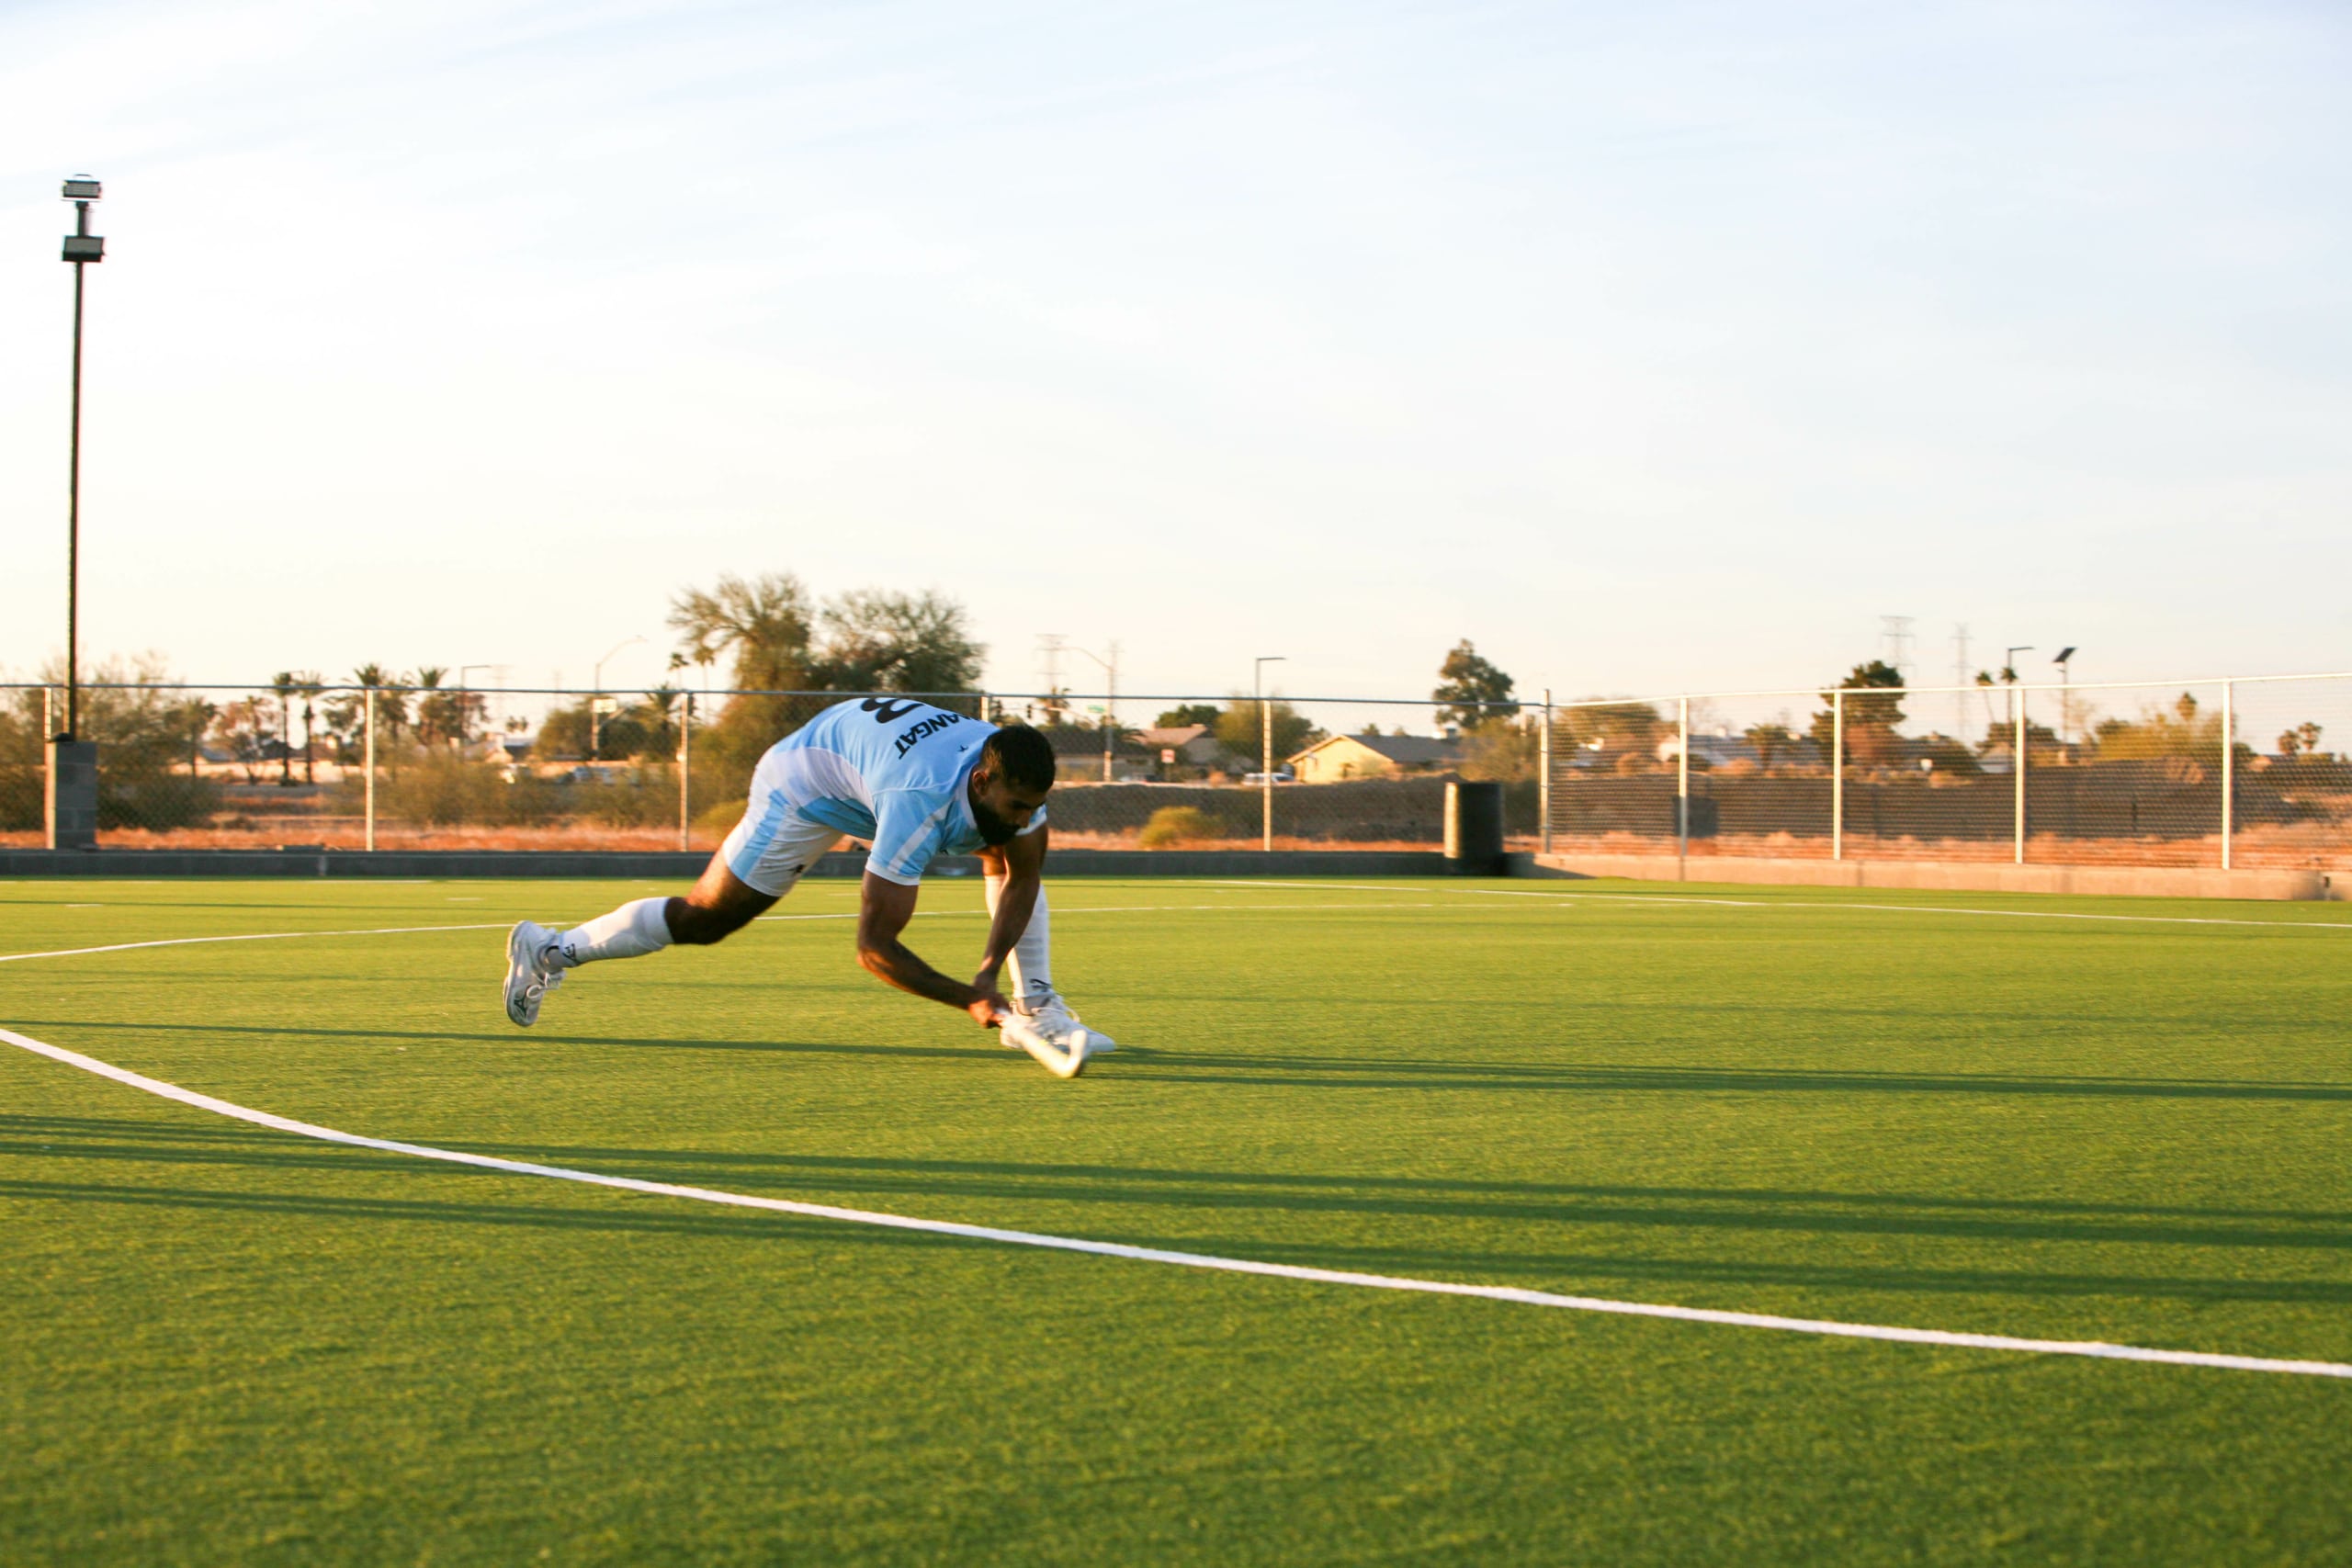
[
  {"xmin": 1068, "ymin": 643, "xmax": 1119, "ymax": 783},
  {"xmin": 1255, "ymin": 655, "xmax": 1285, "ymax": 852},
  {"xmin": 61, "ymin": 180, "xmax": 103, "ymax": 742}
]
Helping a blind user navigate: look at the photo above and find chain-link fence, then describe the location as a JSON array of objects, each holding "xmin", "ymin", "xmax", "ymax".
[
  {"xmin": 1542, "ymin": 674, "xmax": 2350, "ymax": 871},
  {"xmin": 1, "ymin": 683, "xmax": 1522, "ymax": 852},
  {"xmin": 6, "ymin": 674, "xmax": 2342, "ymax": 868}
]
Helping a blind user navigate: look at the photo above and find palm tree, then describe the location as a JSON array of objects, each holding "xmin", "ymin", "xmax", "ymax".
[
  {"xmin": 270, "ymin": 671, "xmax": 299, "ymax": 784},
  {"xmin": 289, "ymin": 671, "xmax": 324, "ymax": 784}
]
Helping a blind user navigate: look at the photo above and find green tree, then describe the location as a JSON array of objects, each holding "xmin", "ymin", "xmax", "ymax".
[
  {"xmin": 2091, "ymin": 694, "xmax": 2223, "ymax": 763},
  {"xmin": 1, "ymin": 655, "xmax": 222, "ymax": 829},
  {"xmin": 1215, "ymin": 698, "xmax": 1323, "ymax": 770},
  {"xmin": 667, "ymin": 570, "xmax": 986, "ymax": 803},
  {"xmin": 1459, "ymin": 716, "xmax": 1540, "ymax": 782},
  {"xmin": 1155, "ymin": 703, "xmax": 1221, "ymax": 729},
  {"xmin": 669, "ymin": 572, "xmax": 818, "ymax": 692},
  {"xmin": 1744, "ymin": 722, "xmax": 1795, "ymax": 771},
  {"xmin": 1433, "ymin": 640, "xmax": 1519, "ymax": 726},
  {"xmin": 1810, "ymin": 660, "xmax": 1907, "ymax": 761},
  {"xmin": 812, "ymin": 589, "xmax": 983, "ymax": 695},
  {"xmin": 1556, "ymin": 701, "xmax": 1665, "ymax": 759}
]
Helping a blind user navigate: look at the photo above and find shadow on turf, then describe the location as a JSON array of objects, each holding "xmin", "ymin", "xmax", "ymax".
[
  {"xmin": 16, "ymin": 1017, "xmax": 2352, "ymax": 1102},
  {"xmin": 7, "ymin": 1113, "xmax": 2352, "ymax": 1310}
]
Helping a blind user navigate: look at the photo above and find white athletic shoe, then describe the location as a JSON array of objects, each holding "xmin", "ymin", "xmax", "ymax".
[
  {"xmin": 1000, "ymin": 1010, "xmax": 1087, "ymax": 1078},
  {"xmin": 1009, "ymin": 991, "xmax": 1116, "ymax": 1059},
  {"xmin": 503, "ymin": 920, "xmax": 565, "ymax": 1028}
]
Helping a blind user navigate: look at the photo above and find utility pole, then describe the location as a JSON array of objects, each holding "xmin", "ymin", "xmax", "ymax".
[
  {"xmin": 1066, "ymin": 641, "xmax": 1120, "ymax": 782},
  {"xmin": 48, "ymin": 176, "xmax": 106, "ymax": 851}
]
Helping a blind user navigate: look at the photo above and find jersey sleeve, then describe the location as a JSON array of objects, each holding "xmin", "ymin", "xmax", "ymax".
[{"xmin": 866, "ymin": 788, "xmax": 956, "ymax": 886}]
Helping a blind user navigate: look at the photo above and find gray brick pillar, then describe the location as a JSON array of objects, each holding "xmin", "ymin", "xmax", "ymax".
[{"xmin": 46, "ymin": 739, "xmax": 98, "ymax": 851}]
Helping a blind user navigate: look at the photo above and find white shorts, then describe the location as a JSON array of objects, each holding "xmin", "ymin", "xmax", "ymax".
[{"xmin": 718, "ymin": 794, "xmax": 850, "ymax": 898}]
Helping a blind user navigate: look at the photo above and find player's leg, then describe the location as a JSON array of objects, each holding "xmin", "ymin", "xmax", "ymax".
[
  {"xmin": 978, "ymin": 847, "xmax": 1054, "ymax": 1006},
  {"xmin": 503, "ymin": 753, "xmax": 831, "ymax": 1026},
  {"xmin": 560, "ymin": 855, "xmax": 776, "ymax": 964},
  {"xmin": 978, "ymin": 848, "xmax": 1115, "ymax": 1055}
]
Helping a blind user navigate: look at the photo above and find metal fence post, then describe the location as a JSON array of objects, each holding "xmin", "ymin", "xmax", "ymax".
[
  {"xmin": 2220, "ymin": 680, "xmax": 2234, "ymax": 871},
  {"xmin": 2014, "ymin": 687, "xmax": 2029, "ymax": 865},
  {"xmin": 679, "ymin": 692, "xmax": 694, "ymax": 852},
  {"xmin": 1261, "ymin": 698, "xmax": 1273, "ymax": 853},
  {"xmin": 1831, "ymin": 689, "xmax": 1844, "ymax": 861},
  {"xmin": 363, "ymin": 687, "xmax": 377, "ymax": 852},
  {"xmin": 1676, "ymin": 695, "xmax": 1690, "ymax": 878},
  {"xmin": 1538, "ymin": 689, "xmax": 1553, "ymax": 855}
]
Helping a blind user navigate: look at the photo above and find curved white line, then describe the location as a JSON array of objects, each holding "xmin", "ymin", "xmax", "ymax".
[{"xmin": 4, "ymin": 1025, "xmax": 2346, "ymax": 1382}]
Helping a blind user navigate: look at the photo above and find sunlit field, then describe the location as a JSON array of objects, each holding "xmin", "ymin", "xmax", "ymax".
[{"xmin": 4, "ymin": 876, "xmax": 2348, "ymax": 1564}]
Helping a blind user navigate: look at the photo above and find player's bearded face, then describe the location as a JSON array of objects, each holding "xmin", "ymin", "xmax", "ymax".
[{"xmin": 970, "ymin": 773, "xmax": 1048, "ymax": 845}]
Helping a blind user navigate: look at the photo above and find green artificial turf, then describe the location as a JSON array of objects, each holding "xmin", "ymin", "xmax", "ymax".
[{"xmin": 2, "ymin": 875, "xmax": 2348, "ymax": 1565}]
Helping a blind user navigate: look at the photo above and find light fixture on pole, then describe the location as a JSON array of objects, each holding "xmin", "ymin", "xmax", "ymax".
[
  {"xmin": 47, "ymin": 176, "xmax": 106, "ymax": 852},
  {"xmin": 2002, "ymin": 646, "xmax": 2034, "ymax": 734},
  {"xmin": 2051, "ymin": 647, "xmax": 2076, "ymax": 746},
  {"xmin": 1254, "ymin": 655, "xmax": 1285, "ymax": 852},
  {"xmin": 1066, "ymin": 642, "xmax": 1120, "ymax": 783},
  {"xmin": 59, "ymin": 176, "xmax": 102, "ymax": 739},
  {"xmin": 592, "ymin": 636, "xmax": 647, "ymax": 761}
]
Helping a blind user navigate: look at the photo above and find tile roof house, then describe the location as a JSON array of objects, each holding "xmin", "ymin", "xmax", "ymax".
[{"xmin": 1287, "ymin": 731, "xmax": 1464, "ymax": 783}]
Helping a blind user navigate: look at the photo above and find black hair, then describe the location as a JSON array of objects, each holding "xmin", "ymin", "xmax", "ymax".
[{"xmin": 978, "ymin": 723, "xmax": 1057, "ymax": 793}]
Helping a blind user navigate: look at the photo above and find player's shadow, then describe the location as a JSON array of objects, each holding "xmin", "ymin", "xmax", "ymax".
[{"xmin": 29, "ymin": 1019, "xmax": 2345, "ymax": 1104}]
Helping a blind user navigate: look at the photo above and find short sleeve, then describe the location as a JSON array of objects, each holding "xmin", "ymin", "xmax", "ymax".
[{"xmin": 866, "ymin": 789, "xmax": 954, "ymax": 886}]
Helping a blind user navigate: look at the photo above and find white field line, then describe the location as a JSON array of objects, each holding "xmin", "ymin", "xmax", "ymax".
[
  {"xmin": 1208, "ymin": 880, "xmax": 2352, "ymax": 931},
  {"xmin": 0, "ymin": 922, "xmax": 514, "ymax": 966},
  {"xmin": 4, "ymin": 1024, "xmax": 2346, "ymax": 1382}
]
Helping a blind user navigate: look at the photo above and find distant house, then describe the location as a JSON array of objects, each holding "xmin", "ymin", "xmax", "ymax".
[
  {"xmin": 1135, "ymin": 725, "xmax": 1224, "ymax": 769},
  {"xmin": 1288, "ymin": 732, "xmax": 1464, "ymax": 784},
  {"xmin": 1040, "ymin": 724, "xmax": 1156, "ymax": 782}
]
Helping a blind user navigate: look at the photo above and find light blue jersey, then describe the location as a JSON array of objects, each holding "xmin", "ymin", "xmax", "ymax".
[{"xmin": 723, "ymin": 699, "xmax": 1045, "ymax": 891}]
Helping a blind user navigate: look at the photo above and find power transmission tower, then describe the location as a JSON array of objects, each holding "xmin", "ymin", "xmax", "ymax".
[
  {"xmin": 1035, "ymin": 634, "xmax": 1068, "ymax": 725},
  {"xmin": 1880, "ymin": 615, "xmax": 1916, "ymax": 684}
]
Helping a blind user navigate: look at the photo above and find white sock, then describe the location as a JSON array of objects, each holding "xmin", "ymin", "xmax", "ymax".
[
  {"xmin": 556, "ymin": 897, "xmax": 673, "ymax": 967},
  {"xmin": 982, "ymin": 875, "xmax": 1053, "ymax": 1002}
]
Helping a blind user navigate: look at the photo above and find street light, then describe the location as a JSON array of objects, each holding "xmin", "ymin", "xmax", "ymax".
[
  {"xmin": 1066, "ymin": 642, "xmax": 1119, "ymax": 783},
  {"xmin": 45, "ymin": 176, "xmax": 106, "ymax": 852},
  {"xmin": 591, "ymin": 636, "xmax": 646, "ymax": 761},
  {"xmin": 1254, "ymin": 655, "xmax": 1285, "ymax": 852},
  {"xmin": 2052, "ymin": 647, "xmax": 2077, "ymax": 746},
  {"xmin": 59, "ymin": 175, "xmax": 104, "ymax": 743}
]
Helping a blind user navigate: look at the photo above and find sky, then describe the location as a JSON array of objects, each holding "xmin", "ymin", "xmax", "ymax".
[{"xmin": 2, "ymin": 0, "xmax": 2346, "ymax": 727}]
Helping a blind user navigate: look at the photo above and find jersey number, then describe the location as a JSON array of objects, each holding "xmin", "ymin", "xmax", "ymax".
[{"xmin": 861, "ymin": 698, "xmax": 922, "ymax": 724}]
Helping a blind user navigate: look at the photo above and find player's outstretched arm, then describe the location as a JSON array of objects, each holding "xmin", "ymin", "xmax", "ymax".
[{"xmin": 855, "ymin": 872, "xmax": 1005, "ymax": 1028}]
